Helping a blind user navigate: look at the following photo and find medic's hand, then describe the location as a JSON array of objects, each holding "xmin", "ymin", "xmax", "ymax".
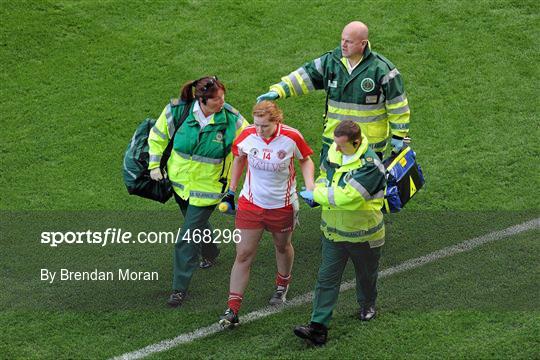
[
  {"xmin": 300, "ymin": 189, "xmax": 319, "ymax": 208},
  {"xmin": 391, "ymin": 136, "xmax": 405, "ymax": 153},
  {"xmin": 150, "ymin": 168, "xmax": 164, "ymax": 181},
  {"xmin": 256, "ymin": 91, "xmax": 279, "ymax": 103}
]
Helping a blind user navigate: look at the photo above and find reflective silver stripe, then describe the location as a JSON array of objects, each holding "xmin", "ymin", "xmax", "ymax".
[
  {"xmin": 170, "ymin": 181, "xmax": 184, "ymax": 190},
  {"xmin": 190, "ymin": 191, "xmax": 224, "ymax": 200},
  {"xmin": 329, "ymin": 99, "xmax": 385, "ymax": 111},
  {"xmin": 346, "ymin": 178, "xmax": 384, "ymax": 199},
  {"xmin": 236, "ymin": 117, "xmax": 244, "ymax": 130},
  {"xmin": 316, "ymin": 178, "xmax": 327, "ymax": 184},
  {"xmin": 387, "ymin": 105, "xmax": 410, "ymax": 115},
  {"xmin": 149, "ymin": 155, "xmax": 162, "ymax": 163},
  {"xmin": 313, "ymin": 57, "xmax": 323, "ymax": 75},
  {"xmin": 288, "ymin": 71, "xmax": 304, "ymax": 95},
  {"xmin": 369, "ymin": 238, "xmax": 385, "ymax": 248},
  {"xmin": 192, "ymin": 155, "xmax": 223, "ymax": 164},
  {"xmin": 372, "ymin": 158, "xmax": 386, "ymax": 174},
  {"xmin": 347, "ymin": 178, "xmax": 370, "ymax": 199},
  {"xmin": 165, "ymin": 104, "xmax": 175, "ymax": 137},
  {"xmin": 328, "ymin": 187, "xmax": 336, "ymax": 206},
  {"xmin": 322, "ymin": 220, "xmax": 384, "ymax": 238},
  {"xmin": 390, "ymin": 123, "xmax": 409, "ymax": 130},
  {"xmin": 381, "ymin": 68, "xmax": 400, "ymax": 85},
  {"xmin": 173, "ymin": 151, "xmax": 223, "ymax": 165},
  {"xmin": 151, "ymin": 126, "xmax": 167, "ymax": 140},
  {"xmin": 174, "ymin": 151, "xmax": 190, "ymax": 160},
  {"xmin": 386, "ymin": 93, "xmax": 407, "ymax": 105},
  {"xmin": 297, "ymin": 67, "xmax": 315, "ymax": 91},
  {"xmin": 327, "ymin": 112, "xmax": 387, "ymax": 123}
]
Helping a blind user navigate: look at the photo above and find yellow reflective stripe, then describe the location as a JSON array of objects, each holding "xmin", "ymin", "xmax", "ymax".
[
  {"xmin": 388, "ymin": 146, "xmax": 412, "ymax": 169},
  {"xmin": 286, "ymin": 72, "xmax": 303, "ymax": 96},
  {"xmin": 281, "ymin": 76, "xmax": 297, "ymax": 96},
  {"xmin": 385, "ymin": 98, "xmax": 408, "ymax": 108},
  {"xmin": 328, "ymin": 104, "xmax": 386, "ymax": 119},
  {"xmin": 270, "ymin": 83, "xmax": 287, "ymax": 99},
  {"xmin": 328, "ymin": 110, "xmax": 388, "ymax": 123}
]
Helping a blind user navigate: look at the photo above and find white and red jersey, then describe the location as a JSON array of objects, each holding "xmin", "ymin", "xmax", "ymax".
[{"xmin": 232, "ymin": 123, "xmax": 313, "ymax": 209}]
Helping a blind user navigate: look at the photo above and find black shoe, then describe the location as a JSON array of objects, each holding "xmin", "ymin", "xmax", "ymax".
[
  {"xmin": 359, "ymin": 305, "xmax": 376, "ymax": 321},
  {"xmin": 167, "ymin": 290, "xmax": 186, "ymax": 307},
  {"xmin": 199, "ymin": 257, "xmax": 217, "ymax": 269},
  {"xmin": 219, "ymin": 308, "xmax": 239, "ymax": 329},
  {"xmin": 293, "ymin": 322, "xmax": 327, "ymax": 346}
]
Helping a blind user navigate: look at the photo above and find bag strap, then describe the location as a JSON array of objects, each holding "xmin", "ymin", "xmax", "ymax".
[{"xmin": 159, "ymin": 101, "xmax": 192, "ymax": 171}]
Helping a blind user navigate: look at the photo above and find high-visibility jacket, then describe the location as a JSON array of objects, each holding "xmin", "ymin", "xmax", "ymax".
[
  {"xmin": 148, "ymin": 100, "xmax": 248, "ymax": 207},
  {"xmin": 269, "ymin": 42, "xmax": 410, "ymax": 153},
  {"xmin": 313, "ymin": 135, "xmax": 386, "ymax": 246}
]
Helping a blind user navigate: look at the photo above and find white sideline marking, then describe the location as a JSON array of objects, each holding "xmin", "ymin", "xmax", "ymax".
[{"xmin": 111, "ymin": 218, "xmax": 539, "ymax": 360}]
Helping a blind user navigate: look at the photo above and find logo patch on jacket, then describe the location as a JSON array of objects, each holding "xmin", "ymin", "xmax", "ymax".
[
  {"xmin": 213, "ymin": 132, "xmax": 224, "ymax": 143},
  {"xmin": 361, "ymin": 78, "xmax": 375, "ymax": 92}
]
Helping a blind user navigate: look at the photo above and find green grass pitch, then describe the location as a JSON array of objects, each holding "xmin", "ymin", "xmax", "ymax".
[{"xmin": 1, "ymin": 0, "xmax": 539, "ymax": 359}]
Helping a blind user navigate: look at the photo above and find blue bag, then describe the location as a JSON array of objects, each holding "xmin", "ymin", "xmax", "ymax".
[{"xmin": 382, "ymin": 146, "xmax": 425, "ymax": 213}]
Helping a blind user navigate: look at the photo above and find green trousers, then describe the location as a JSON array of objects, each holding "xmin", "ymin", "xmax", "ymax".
[
  {"xmin": 311, "ymin": 236, "xmax": 381, "ymax": 327},
  {"xmin": 172, "ymin": 193, "xmax": 220, "ymax": 292}
]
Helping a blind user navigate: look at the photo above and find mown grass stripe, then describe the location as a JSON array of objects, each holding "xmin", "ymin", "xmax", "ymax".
[{"xmin": 111, "ymin": 217, "xmax": 539, "ymax": 360}]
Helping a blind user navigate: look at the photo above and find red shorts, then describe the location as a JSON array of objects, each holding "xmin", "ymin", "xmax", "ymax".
[{"xmin": 235, "ymin": 196, "xmax": 297, "ymax": 233}]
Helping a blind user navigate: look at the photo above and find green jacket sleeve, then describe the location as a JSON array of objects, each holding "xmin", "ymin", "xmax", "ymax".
[
  {"xmin": 381, "ymin": 68, "xmax": 411, "ymax": 138},
  {"xmin": 269, "ymin": 53, "xmax": 330, "ymax": 98}
]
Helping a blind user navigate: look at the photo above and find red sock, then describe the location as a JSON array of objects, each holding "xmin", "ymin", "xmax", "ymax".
[
  {"xmin": 227, "ymin": 292, "xmax": 243, "ymax": 314},
  {"xmin": 275, "ymin": 272, "xmax": 291, "ymax": 287}
]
